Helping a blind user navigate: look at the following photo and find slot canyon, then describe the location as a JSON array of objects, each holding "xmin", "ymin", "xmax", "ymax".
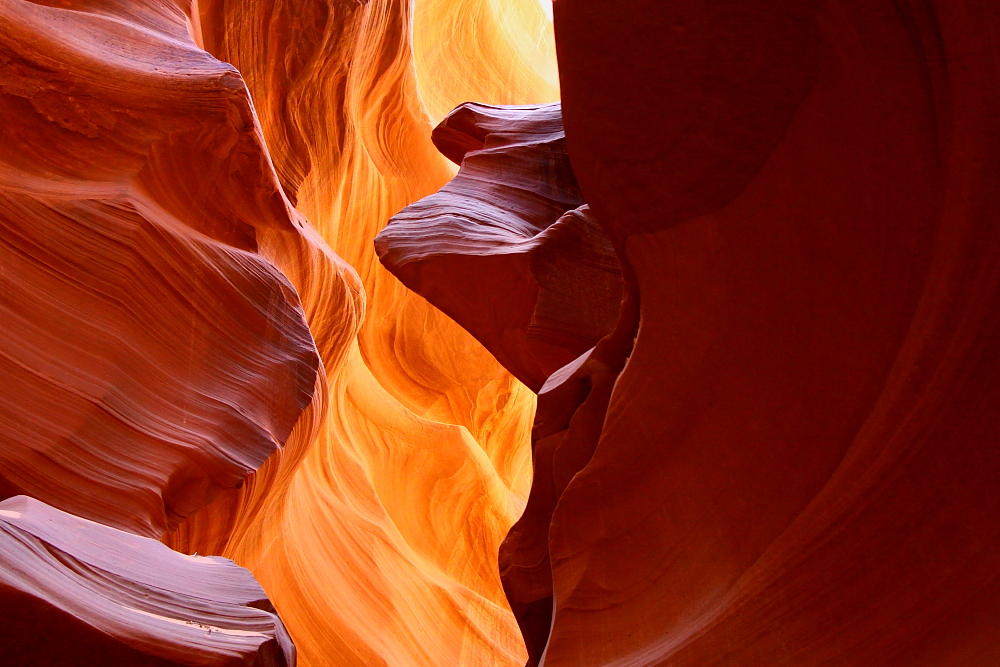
[{"xmin": 1, "ymin": 0, "xmax": 999, "ymax": 665}]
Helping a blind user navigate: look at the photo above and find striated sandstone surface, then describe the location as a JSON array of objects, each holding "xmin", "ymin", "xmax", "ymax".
[
  {"xmin": 377, "ymin": 102, "xmax": 622, "ymax": 391},
  {"xmin": 0, "ymin": 0, "xmax": 319, "ymax": 538},
  {"xmin": 379, "ymin": 100, "xmax": 635, "ymax": 665},
  {"xmin": 0, "ymin": 495, "xmax": 294, "ymax": 666},
  {"xmin": 6, "ymin": 0, "xmax": 996, "ymax": 666},
  {"xmin": 169, "ymin": 1, "xmax": 559, "ymax": 665},
  {"xmin": 378, "ymin": 2, "xmax": 1000, "ymax": 666}
]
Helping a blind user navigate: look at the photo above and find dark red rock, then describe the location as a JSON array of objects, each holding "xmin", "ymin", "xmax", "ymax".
[
  {"xmin": 379, "ymin": 2, "xmax": 1000, "ymax": 665},
  {"xmin": 507, "ymin": 1, "xmax": 1000, "ymax": 666}
]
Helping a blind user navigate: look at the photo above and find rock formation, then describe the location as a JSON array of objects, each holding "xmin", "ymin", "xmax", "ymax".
[
  {"xmin": 169, "ymin": 2, "xmax": 559, "ymax": 665},
  {"xmin": 376, "ymin": 102, "xmax": 622, "ymax": 391},
  {"xmin": 0, "ymin": 0, "xmax": 319, "ymax": 539},
  {"xmin": 4, "ymin": 0, "xmax": 1000, "ymax": 666},
  {"xmin": 541, "ymin": 2, "xmax": 1000, "ymax": 665},
  {"xmin": 0, "ymin": 495, "xmax": 294, "ymax": 666}
]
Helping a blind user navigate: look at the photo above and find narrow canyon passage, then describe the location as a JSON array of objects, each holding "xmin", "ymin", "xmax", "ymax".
[
  {"xmin": 168, "ymin": 1, "xmax": 561, "ymax": 665},
  {"xmin": 2, "ymin": 1, "xmax": 1000, "ymax": 667}
]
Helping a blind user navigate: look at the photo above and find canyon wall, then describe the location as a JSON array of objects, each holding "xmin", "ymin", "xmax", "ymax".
[
  {"xmin": 0, "ymin": 495, "xmax": 295, "ymax": 666},
  {"xmin": 544, "ymin": 3, "xmax": 1000, "ymax": 664}
]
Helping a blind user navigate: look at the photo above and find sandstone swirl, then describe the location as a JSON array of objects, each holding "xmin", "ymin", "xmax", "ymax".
[
  {"xmin": 378, "ymin": 99, "xmax": 634, "ymax": 666},
  {"xmin": 9, "ymin": 1, "xmax": 994, "ymax": 666},
  {"xmin": 0, "ymin": 495, "xmax": 294, "ymax": 666},
  {"xmin": 380, "ymin": 2, "xmax": 1000, "ymax": 667},
  {"xmin": 0, "ymin": 0, "xmax": 319, "ymax": 538}
]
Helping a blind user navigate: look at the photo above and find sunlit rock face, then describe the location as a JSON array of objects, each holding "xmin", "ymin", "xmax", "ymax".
[
  {"xmin": 171, "ymin": 2, "xmax": 561, "ymax": 665},
  {"xmin": 379, "ymin": 103, "xmax": 629, "ymax": 664},
  {"xmin": 0, "ymin": 495, "xmax": 294, "ymax": 666},
  {"xmin": 381, "ymin": 2, "xmax": 1000, "ymax": 667},
  {"xmin": 7, "ymin": 0, "xmax": 997, "ymax": 666},
  {"xmin": 378, "ymin": 98, "xmax": 635, "ymax": 667}
]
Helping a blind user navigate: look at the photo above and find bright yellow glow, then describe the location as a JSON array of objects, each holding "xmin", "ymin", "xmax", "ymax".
[
  {"xmin": 168, "ymin": 0, "xmax": 558, "ymax": 665},
  {"xmin": 413, "ymin": 0, "xmax": 560, "ymax": 125}
]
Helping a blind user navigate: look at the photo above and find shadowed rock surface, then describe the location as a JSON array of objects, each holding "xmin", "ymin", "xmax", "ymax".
[
  {"xmin": 377, "ymin": 102, "xmax": 622, "ymax": 391},
  {"xmin": 508, "ymin": 2, "xmax": 1000, "ymax": 666},
  {"xmin": 383, "ymin": 3, "xmax": 1000, "ymax": 666}
]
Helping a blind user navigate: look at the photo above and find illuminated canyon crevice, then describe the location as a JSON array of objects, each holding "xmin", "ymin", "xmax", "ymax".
[{"xmin": 3, "ymin": 0, "xmax": 1000, "ymax": 666}]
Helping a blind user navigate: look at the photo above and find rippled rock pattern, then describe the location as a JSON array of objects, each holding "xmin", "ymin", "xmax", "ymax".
[
  {"xmin": 170, "ymin": 2, "xmax": 561, "ymax": 665},
  {"xmin": 377, "ymin": 102, "xmax": 622, "ymax": 390},
  {"xmin": 0, "ymin": 0, "xmax": 319, "ymax": 538},
  {"xmin": 0, "ymin": 495, "xmax": 294, "ymax": 666},
  {"xmin": 6, "ymin": 0, "xmax": 996, "ymax": 666},
  {"xmin": 380, "ymin": 2, "xmax": 1000, "ymax": 666}
]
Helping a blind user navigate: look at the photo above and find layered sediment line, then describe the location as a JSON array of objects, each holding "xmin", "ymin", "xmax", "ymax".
[
  {"xmin": 0, "ymin": 0, "xmax": 319, "ymax": 538},
  {"xmin": 381, "ymin": 3, "xmax": 1000, "ymax": 666}
]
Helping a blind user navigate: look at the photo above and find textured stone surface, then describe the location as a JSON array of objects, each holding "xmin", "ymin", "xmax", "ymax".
[
  {"xmin": 377, "ymin": 102, "xmax": 622, "ymax": 391},
  {"xmin": 0, "ymin": 495, "xmax": 294, "ymax": 666},
  {"xmin": 0, "ymin": 0, "xmax": 319, "ymax": 538},
  {"xmin": 7, "ymin": 0, "xmax": 995, "ymax": 666},
  {"xmin": 172, "ymin": 2, "xmax": 556, "ymax": 665},
  {"xmin": 514, "ymin": 2, "xmax": 1000, "ymax": 665},
  {"xmin": 380, "ymin": 2, "xmax": 1000, "ymax": 665},
  {"xmin": 0, "ymin": 1, "xmax": 555, "ymax": 665}
]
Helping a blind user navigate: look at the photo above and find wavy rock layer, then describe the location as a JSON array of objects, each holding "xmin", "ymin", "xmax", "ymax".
[
  {"xmin": 504, "ymin": 1, "xmax": 1000, "ymax": 666},
  {"xmin": 377, "ymin": 102, "xmax": 622, "ymax": 391},
  {"xmin": 0, "ymin": 495, "xmax": 294, "ymax": 666},
  {"xmin": 373, "ymin": 2, "xmax": 1000, "ymax": 666},
  {"xmin": 0, "ymin": 0, "xmax": 318, "ymax": 538},
  {"xmin": 375, "ymin": 104, "xmax": 627, "ymax": 660},
  {"xmin": 377, "ymin": 100, "xmax": 635, "ymax": 666}
]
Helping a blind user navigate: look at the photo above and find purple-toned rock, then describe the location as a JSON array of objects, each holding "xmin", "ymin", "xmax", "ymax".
[{"xmin": 0, "ymin": 495, "xmax": 295, "ymax": 666}]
